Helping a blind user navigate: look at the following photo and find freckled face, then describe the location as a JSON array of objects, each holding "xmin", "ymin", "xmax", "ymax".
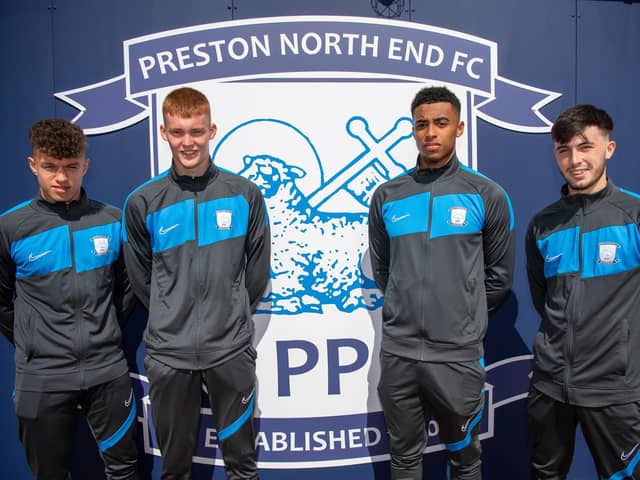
[
  {"xmin": 160, "ymin": 112, "xmax": 217, "ymax": 177},
  {"xmin": 413, "ymin": 102, "xmax": 464, "ymax": 169}
]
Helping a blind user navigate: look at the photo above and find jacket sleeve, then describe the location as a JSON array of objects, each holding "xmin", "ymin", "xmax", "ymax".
[
  {"xmin": 244, "ymin": 185, "xmax": 271, "ymax": 312},
  {"xmin": 368, "ymin": 188, "xmax": 390, "ymax": 293},
  {"xmin": 0, "ymin": 221, "xmax": 15, "ymax": 344},
  {"xmin": 525, "ymin": 218, "xmax": 546, "ymax": 317},
  {"xmin": 112, "ymin": 244, "xmax": 138, "ymax": 329},
  {"xmin": 122, "ymin": 195, "xmax": 152, "ymax": 310},
  {"xmin": 483, "ymin": 185, "xmax": 515, "ymax": 311}
]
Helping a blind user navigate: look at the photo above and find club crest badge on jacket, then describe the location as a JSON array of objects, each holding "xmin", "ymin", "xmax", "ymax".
[
  {"xmin": 91, "ymin": 236, "xmax": 110, "ymax": 256},
  {"xmin": 216, "ymin": 210, "xmax": 233, "ymax": 230}
]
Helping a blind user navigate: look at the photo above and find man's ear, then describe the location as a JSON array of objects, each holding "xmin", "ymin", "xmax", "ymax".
[
  {"xmin": 605, "ymin": 140, "xmax": 616, "ymax": 160},
  {"xmin": 27, "ymin": 156, "xmax": 37, "ymax": 175}
]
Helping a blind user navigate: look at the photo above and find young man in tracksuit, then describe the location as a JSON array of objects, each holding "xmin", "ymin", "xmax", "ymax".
[
  {"xmin": 526, "ymin": 105, "xmax": 640, "ymax": 479},
  {"xmin": 0, "ymin": 119, "xmax": 139, "ymax": 479},
  {"xmin": 368, "ymin": 86, "xmax": 515, "ymax": 480},
  {"xmin": 123, "ymin": 87, "xmax": 270, "ymax": 480}
]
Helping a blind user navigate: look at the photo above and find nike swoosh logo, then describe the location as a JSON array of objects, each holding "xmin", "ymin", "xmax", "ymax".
[
  {"xmin": 391, "ymin": 214, "xmax": 410, "ymax": 223},
  {"xmin": 28, "ymin": 250, "xmax": 52, "ymax": 262},
  {"xmin": 621, "ymin": 442, "xmax": 639, "ymax": 461},
  {"xmin": 159, "ymin": 224, "xmax": 180, "ymax": 235},
  {"xmin": 124, "ymin": 389, "xmax": 133, "ymax": 408},
  {"xmin": 544, "ymin": 253, "xmax": 563, "ymax": 263},
  {"xmin": 242, "ymin": 389, "xmax": 255, "ymax": 405},
  {"xmin": 461, "ymin": 416, "xmax": 473, "ymax": 432}
]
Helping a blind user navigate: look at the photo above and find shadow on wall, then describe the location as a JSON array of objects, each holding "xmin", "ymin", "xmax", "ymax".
[{"xmin": 484, "ymin": 291, "xmax": 530, "ymax": 365}]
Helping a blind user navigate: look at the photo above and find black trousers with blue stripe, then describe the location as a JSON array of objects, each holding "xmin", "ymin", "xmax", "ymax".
[
  {"xmin": 144, "ymin": 346, "xmax": 258, "ymax": 480},
  {"xmin": 528, "ymin": 388, "xmax": 640, "ymax": 480},
  {"xmin": 378, "ymin": 353, "xmax": 485, "ymax": 480},
  {"xmin": 14, "ymin": 372, "xmax": 138, "ymax": 480}
]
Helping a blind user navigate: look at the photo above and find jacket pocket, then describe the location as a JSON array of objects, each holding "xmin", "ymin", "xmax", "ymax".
[
  {"xmin": 381, "ymin": 280, "xmax": 396, "ymax": 322},
  {"xmin": 13, "ymin": 298, "xmax": 40, "ymax": 362},
  {"xmin": 461, "ymin": 277, "xmax": 478, "ymax": 336},
  {"xmin": 621, "ymin": 318, "xmax": 631, "ymax": 378},
  {"xmin": 429, "ymin": 277, "xmax": 479, "ymax": 343},
  {"xmin": 572, "ymin": 316, "xmax": 626, "ymax": 387},
  {"xmin": 153, "ymin": 257, "xmax": 174, "ymax": 311},
  {"xmin": 230, "ymin": 279, "xmax": 251, "ymax": 327},
  {"xmin": 532, "ymin": 327, "xmax": 565, "ymax": 379}
]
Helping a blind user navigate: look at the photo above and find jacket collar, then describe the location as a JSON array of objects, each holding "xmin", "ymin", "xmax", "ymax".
[
  {"xmin": 170, "ymin": 162, "xmax": 218, "ymax": 192},
  {"xmin": 410, "ymin": 154, "xmax": 459, "ymax": 184},
  {"xmin": 33, "ymin": 188, "xmax": 90, "ymax": 217},
  {"xmin": 560, "ymin": 179, "xmax": 614, "ymax": 212}
]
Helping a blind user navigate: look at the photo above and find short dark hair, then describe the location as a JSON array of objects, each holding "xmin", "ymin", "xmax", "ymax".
[
  {"xmin": 551, "ymin": 104, "xmax": 613, "ymax": 144},
  {"xmin": 411, "ymin": 86, "xmax": 461, "ymax": 117},
  {"xmin": 29, "ymin": 119, "xmax": 87, "ymax": 159}
]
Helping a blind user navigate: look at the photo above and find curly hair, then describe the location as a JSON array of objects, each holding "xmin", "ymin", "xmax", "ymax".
[
  {"xmin": 28, "ymin": 119, "xmax": 88, "ymax": 159},
  {"xmin": 411, "ymin": 86, "xmax": 461, "ymax": 117}
]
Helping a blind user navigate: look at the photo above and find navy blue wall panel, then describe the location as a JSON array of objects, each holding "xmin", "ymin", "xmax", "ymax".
[
  {"xmin": 0, "ymin": 1, "xmax": 638, "ymax": 479},
  {"xmin": 577, "ymin": 1, "xmax": 640, "ymax": 190}
]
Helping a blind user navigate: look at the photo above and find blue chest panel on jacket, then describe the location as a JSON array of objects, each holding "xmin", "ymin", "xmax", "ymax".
[
  {"xmin": 11, "ymin": 222, "xmax": 120, "ymax": 278},
  {"xmin": 146, "ymin": 199, "xmax": 196, "ymax": 253},
  {"xmin": 382, "ymin": 192, "xmax": 430, "ymax": 238},
  {"xmin": 537, "ymin": 224, "xmax": 640, "ymax": 279},
  {"xmin": 73, "ymin": 222, "xmax": 120, "ymax": 273},
  {"xmin": 11, "ymin": 225, "xmax": 72, "ymax": 278},
  {"xmin": 382, "ymin": 192, "xmax": 483, "ymax": 239},
  {"xmin": 581, "ymin": 224, "xmax": 640, "ymax": 278},
  {"xmin": 197, "ymin": 195, "xmax": 249, "ymax": 247},
  {"xmin": 146, "ymin": 196, "xmax": 249, "ymax": 253},
  {"xmin": 430, "ymin": 193, "xmax": 484, "ymax": 238},
  {"xmin": 537, "ymin": 226, "xmax": 580, "ymax": 278}
]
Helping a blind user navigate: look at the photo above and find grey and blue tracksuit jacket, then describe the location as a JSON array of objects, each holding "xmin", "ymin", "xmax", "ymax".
[
  {"xmin": 0, "ymin": 191, "xmax": 134, "ymax": 392},
  {"xmin": 122, "ymin": 163, "xmax": 270, "ymax": 370},
  {"xmin": 526, "ymin": 181, "xmax": 640, "ymax": 407},
  {"xmin": 368, "ymin": 156, "xmax": 515, "ymax": 362}
]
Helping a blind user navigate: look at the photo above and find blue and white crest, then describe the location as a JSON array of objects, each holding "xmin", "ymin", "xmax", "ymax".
[
  {"xmin": 208, "ymin": 95, "xmax": 418, "ymax": 315},
  {"xmin": 55, "ymin": 15, "xmax": 558, "ymax": 470},
  {"xmin": 91, "ymin": 235, "xmax": 110, "ymax": 256},
  {"xmin": 215, "ymin": 210, "xmax": 233, "ymax": 230},
  {"xmin": 598, "ymin": 242, "xmax": 619, "ymax": 264},
  {"xmin": 448, "ymin": 206, "xmax": 468, "ymax": 227}
]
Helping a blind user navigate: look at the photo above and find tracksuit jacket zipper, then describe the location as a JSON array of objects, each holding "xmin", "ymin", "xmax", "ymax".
[
  {"xmin": 64, "ymin": 205, "xmax": 87, "ymax": 388},
  {"xmin": 563, "ymin": 200, "xmax": 584, "ymax": 402},
  {"xmin": 193, "ymin": 190, "xmax": 202, "ymax": 369},
  {"xmin": 174, "ymin": 168, "xmax": 217, "ymax": 370},
  {"xmin": 421, "ymin": 183, "xmax": 435, "ymax": 361}
]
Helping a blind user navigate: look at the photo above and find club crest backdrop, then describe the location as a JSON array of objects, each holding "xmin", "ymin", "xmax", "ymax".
[{"xmin": 1, "ymin": 2, "xmax": 639, "ymax": 479}]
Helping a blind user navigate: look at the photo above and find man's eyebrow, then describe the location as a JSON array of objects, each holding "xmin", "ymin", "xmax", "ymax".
[{"xmin": 414, "ymin": 116, "xmax": 450, "ymax": 123}]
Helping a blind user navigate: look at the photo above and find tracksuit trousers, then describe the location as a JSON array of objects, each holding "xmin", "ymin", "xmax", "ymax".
[{"xmin": 378, "ymin": 352, "xmax": 486, "ymax": 480}]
